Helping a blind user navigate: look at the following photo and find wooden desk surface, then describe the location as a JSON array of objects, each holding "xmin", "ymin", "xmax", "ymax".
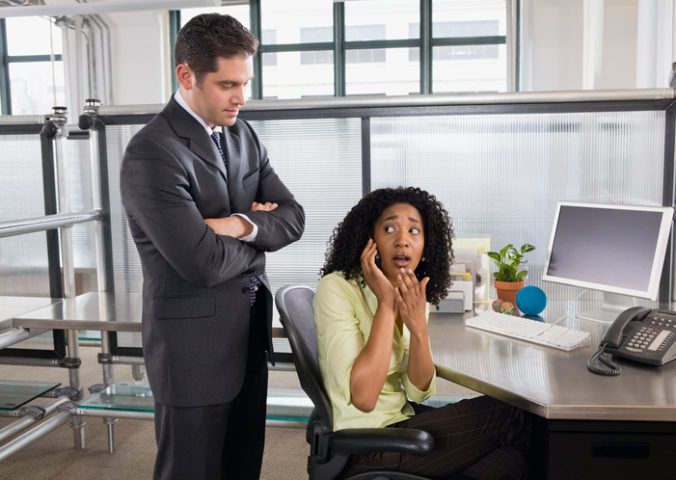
[{"xmin": 429, "ymin": 308, "xmax": 676, "ymax": 422}]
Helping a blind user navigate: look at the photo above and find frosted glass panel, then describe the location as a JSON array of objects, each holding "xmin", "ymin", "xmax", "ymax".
[
  {"xmin": 0, "ymin": 233, "xmax": 50, "ymax": 295},
  {"xmin": 0, "ymin": 134, "xmax": 44, "ymax": 221},
  {"xmin": 370, "ymin": 111, "xmax": 665, "ymax": 301},
  {"xmin": 61, "ymin": 136, "xmax": 97, "ymax": 292},
  {"xmin": 0, "ymin": 134, "xmax": 50, "ymax": 295},
  {"xmin": 105, "ymin": 124, "xmax": 145, "ymax": 294},
  {"xmin": 249, "ymin": 118, "xmax": 362, "ymax": 291}
]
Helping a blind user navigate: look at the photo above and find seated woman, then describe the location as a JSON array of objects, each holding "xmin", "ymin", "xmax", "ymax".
[{"xmin": 314, "ymin": 187, "xmax": 531, "ymax": 480}]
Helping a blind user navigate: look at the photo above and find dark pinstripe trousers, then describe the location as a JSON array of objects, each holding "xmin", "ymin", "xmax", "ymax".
[{"xmin": 343, "ymin": 395, "xmax": 531, "ymax": 480}]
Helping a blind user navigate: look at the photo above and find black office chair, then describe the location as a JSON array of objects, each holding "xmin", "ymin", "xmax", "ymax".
[{"xmin": 275, "ymin": 285, "xmax": 434, "ymax": 480}]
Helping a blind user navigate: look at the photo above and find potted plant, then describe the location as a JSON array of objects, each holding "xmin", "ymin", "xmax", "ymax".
[{"xmin": 487, "ymin": 243, "xmax": 535, "ymax": 307}]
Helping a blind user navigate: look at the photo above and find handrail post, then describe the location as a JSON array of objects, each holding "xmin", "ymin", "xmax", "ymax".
[
  {"xmin": 42, "ymin": 106, "xmax": 76, "ymax": 299},
  {"xmin": 80, "ymin": 98, "xmax": 110, "ymax": 293}
]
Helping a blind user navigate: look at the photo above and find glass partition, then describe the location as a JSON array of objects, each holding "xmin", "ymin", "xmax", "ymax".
[
  {"xmin": 48, "ymin": 89, "xmax": 676, "ymax": 350},
  {"xmin": 369, "ymin": 110, "xmax": 666, "ymax": 302}
]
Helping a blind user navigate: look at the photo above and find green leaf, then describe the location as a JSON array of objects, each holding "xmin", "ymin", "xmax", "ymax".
[
  {"xmin": 487, "ymin": 251, "xmax": 501, "ymax": 262},
  {"xmin": 516, "ymin": 270, "xmax": 528, "ymax": 281},
  {"xmin": 499, "ymin": 244, "xmax": 513, "ymax": 257},
  {"xmin": 521, "ymin": 243, "xmax": 535, "ymax": 253}
]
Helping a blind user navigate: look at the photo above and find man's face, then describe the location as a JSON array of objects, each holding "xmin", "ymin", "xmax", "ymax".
[{"xmin": 179, "ymin": 55, "xmax": 254, "ymax": 127}]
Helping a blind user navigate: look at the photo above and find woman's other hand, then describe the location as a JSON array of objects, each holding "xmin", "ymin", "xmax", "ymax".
[{"xmin": 396, "ymin": 268, "xmax": 429, "ymax": 335}]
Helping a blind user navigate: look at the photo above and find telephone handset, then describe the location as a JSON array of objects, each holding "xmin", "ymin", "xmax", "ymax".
[{"xmin": 587, "ymin": 306, "xmax": 676, "ymax": 376}]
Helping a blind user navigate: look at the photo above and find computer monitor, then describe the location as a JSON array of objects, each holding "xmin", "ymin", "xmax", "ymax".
[{"xmin": 542, "ymin": 202, "xmax": 674, "ymax": 323}]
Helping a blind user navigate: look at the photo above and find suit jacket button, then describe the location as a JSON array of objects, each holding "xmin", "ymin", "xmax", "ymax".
[{"xmin": 241, "ymin": 287, "xmax": 249, "ymax": 295}]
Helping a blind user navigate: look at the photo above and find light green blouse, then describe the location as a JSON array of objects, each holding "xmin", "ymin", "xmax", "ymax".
[{"xmin": 314, "ymin": 271, "xmax": 436, "ymax": 431}]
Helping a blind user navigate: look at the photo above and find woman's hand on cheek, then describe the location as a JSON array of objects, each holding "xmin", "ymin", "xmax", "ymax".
[
  {"xmin": 396, "ymin": 269, "xmax": 429, "ymax": 334},
  {"xmin": 361, "ymin": 239, "xmax": 396, "ymax": 306}
]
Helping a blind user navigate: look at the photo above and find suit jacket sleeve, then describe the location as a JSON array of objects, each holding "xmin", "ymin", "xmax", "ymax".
[
  {"xmin": 234, "ymin": 121, "xmax": 305, "ymax": 252},
  {"xmin": 121, "ymin": 137, "xmax": 260, "ymax": 288}
]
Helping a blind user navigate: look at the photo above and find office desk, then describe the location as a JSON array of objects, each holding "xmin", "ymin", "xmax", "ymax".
[
  {"xmin": 428, "ymin": 309, "xmax": 676, "ymax": 479},
  {"xmin": 0, "ymin": 296, "xmax": 56, "ymax": 343},
  {"xmin": 12, "ymin": 292, "xmax": 142, "ymax": 333}
]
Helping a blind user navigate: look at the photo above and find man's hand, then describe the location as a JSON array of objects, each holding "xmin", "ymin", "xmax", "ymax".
[
  {"xmin": 250, "ymin": 201, "xmax": 278, "ymax": 212},
  {"xmin": 204, "ymin": 216, "xmax": 253, "ymax": 238},
  {"xmin": 204, "ymin": 202, "xmax": 278, "ymax": 238}
]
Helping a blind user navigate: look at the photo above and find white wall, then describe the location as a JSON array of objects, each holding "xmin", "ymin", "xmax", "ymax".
[
  {"xmin": 104, "ymin": 10, "xmax": 169, "ymax": 105},
  {"xmin": 523, "ymin": 0, "xmax": 673, "ymax": 92},
  {"xmin": 523, "ymin": 0, "xmax": 584, "ymax": 91},
  {"xmin": 602, "ymin": 0, "xmax": 638, "ymax": 89}
]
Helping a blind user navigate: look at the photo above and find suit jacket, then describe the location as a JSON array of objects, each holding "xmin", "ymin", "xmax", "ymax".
[{"xmin": 120, "ymin": 97, "xmax": 305, "ymax": 407}]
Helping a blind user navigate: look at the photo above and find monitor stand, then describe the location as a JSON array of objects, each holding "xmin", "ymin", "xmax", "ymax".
[{"xmin": 575, "ymin": 292, "xmax": 637, "ymax": 324}]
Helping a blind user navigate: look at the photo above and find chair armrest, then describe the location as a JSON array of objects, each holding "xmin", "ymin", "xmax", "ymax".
[{"xmin": 331, "ymin": 427, "xmax": 434, "ymax": 457}]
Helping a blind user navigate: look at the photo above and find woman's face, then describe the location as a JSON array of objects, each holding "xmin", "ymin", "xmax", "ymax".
[{"xmin": 372, "ymin": 202, "xmax": 425, "ymax": 283}]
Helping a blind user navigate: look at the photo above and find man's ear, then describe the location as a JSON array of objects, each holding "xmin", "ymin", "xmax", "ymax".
[{"xmin": 176, "ymin": 63, "xmax": 194, "ymax": 90}]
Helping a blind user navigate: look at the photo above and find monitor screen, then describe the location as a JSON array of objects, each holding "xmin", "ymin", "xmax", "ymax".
[{"xmin": 542, "ymin": 202, "xmax": 673, "ymax": 321}]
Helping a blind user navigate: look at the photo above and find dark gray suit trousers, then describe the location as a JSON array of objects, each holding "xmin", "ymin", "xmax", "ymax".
[{"xmin": 153, "ymin": 293, "xmax": 269, "ymax": 480}]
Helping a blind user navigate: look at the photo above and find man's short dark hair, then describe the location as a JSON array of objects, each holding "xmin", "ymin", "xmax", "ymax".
[{"xmin": 175, "ymin": 13, "xmax": 259, "ymax": 83}]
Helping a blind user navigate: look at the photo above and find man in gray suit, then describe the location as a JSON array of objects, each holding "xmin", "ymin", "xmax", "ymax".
[{"xmin": 120, "ymin": 14, "xmax": 304, "ymax": 479}]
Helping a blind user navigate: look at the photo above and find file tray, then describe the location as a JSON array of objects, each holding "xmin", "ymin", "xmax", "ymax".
[
  {"xmin": 0, "ymin": 380, "xmax": 61, "ymax": 411},
  {"xmin": 79, "ymin": 381, "xmax": 154, "ymax": 413}
]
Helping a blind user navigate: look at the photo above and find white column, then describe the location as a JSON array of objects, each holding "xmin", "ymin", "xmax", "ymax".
[
  {"xmin": 636, "ymin": 0, "xmax": 658, "ymax": 87},
  {"xmin": 519, "ymin": 0, "xmax": 534, "ymax": 91},
  {"xmin": 655, "ymin": 0, "xmax": 674, "ymax": 87},
  {"xmin": 582, "ymin": 0, "xmax": 604, "ymax": 90},
  {"xmin": 155, "ymin": 11, "xmax": 173, "ymax": 103}
]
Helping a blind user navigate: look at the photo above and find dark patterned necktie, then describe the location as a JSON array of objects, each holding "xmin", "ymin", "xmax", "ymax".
[{"xmin": 210, "ymin": 130, "xmax": 227, "ymax": 171}]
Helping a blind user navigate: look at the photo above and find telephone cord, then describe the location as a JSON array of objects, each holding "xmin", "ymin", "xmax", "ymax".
[{"xmin": 587, "ymin": 343, "xmax": 621, "ymax": 376}]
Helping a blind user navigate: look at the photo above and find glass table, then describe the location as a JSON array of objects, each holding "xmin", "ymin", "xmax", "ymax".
[
  {"xmin": 0, "ymin": 380, "xmax": 61, "ymax": 411},
  {"xmin": 79, "ymin": 381, "xmax": 153, "ymax": 413}
]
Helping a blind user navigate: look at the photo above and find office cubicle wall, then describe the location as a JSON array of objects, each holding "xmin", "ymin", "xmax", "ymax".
[
  {"xmin": 97, "ymin": 92, "xmax": 675, "ymax": 309},
  {"xmin": 0, "ymin": 125, "xmax": 98, "ymax": 297},
  {"xmin": 2, "ymin": 90, "xmax": 673, "ymax": 351},
  {"xmin": 368, "ymin": 110, "xmax": 667, "ymax": 302},
  {"xmin": 240, "ymin": 91, "xmax": 675, "ymax": 307},
  {"xmin": 0, "ymin": 131, "xmax": 52, "ymax": 296}
]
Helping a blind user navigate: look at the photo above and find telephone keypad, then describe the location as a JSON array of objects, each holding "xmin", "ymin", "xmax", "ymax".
[{"xmin": 628, "ymin": 326, "xmax": 658, "ymax": 351}]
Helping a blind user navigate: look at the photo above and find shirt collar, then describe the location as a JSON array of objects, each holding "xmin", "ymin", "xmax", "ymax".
[{"xmin": 174, "ymin": 90, "xmax": 223, "ymax": 136}]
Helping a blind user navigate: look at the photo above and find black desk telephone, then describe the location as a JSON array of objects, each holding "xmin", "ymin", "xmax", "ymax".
[{"xmin": 587, "ymin": 306, "xmax": 676, "ymax": 376}]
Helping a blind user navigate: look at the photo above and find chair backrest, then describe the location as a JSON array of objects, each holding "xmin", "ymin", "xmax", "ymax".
[{"xmin": 275, "ymin": 285, "xmax": 334, "ymax": 433}]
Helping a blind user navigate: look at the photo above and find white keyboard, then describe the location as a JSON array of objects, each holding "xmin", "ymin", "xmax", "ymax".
[{"xmin": 466, "ymin": 311, "xmax": 590, "ymax": 351}]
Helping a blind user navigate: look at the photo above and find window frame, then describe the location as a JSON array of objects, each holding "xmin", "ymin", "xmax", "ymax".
[
  {"xmin": 173, "ymin": 0, "xmax": 518, "ymax": 100},
  {"xmin": 0, "ymin": 17, "xmax": 64, "ymax": 116}
]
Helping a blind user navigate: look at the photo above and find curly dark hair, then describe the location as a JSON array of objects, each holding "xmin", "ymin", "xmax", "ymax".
[
  {"xmin": 320, "ymin": 187, "xmax": 454, "ymax": 305},
  {"xmin": 175, "ymin": 13, "xmax": 259, "ymax": 84}
]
